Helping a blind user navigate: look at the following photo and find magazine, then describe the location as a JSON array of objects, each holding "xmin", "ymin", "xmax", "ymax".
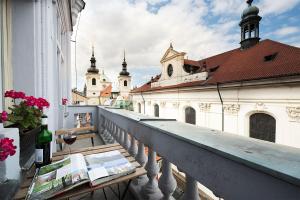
[{"xmin": 26, "ymin": 150, "xmax": 136, "ymax": 200}]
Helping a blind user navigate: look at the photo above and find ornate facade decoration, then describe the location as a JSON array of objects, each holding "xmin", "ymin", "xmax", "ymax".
[
  {"xmin": 255, "ymin": 102, "xmax": 267, "ymax": 111},
  {"xmin": 172, "ymin": 102, "xmax": 180, "ymax": 108},
  {"xmin": 224, "ymin": 104, "xmax": 240, "ymax": 114},
  {"xmin": 286, "ymin": 107, "xmax": 300, "ymax": 122},
  {"xmin": 147, "ymin": 101, "xmax": 151, "ymax": 106},
  {"xmin": 160, "ymin": 101, "xmax": 166, "ymax": 107},
  {"xmin": 198, "ymin": 103, "xmax": 211, "ymax": 112}
]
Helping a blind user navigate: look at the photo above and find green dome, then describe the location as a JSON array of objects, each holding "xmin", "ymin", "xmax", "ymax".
[{"xmin": 242, "ymin": 5, "xmax": 259, "ymax": 18}]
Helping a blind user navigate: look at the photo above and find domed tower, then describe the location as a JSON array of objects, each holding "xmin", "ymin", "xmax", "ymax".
[
  {"xmin": 240, "ymin": 0, "xmax": 262, "ymax": 49},
  {"xmin": 85, "ymin": 46, "xmax": 101, "ymax": 105},
  {"xmin": 118, "ymin": 51, "xmax": 131, "ymax": 98}
]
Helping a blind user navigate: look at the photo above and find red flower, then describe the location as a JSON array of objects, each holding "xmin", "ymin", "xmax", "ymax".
[
  {"xmin": 24, "ymin": 96, "xmax": 36, "ymax": 107},
  {"xmin": 0, "ymin": 138, "xmax": 16, "ymax": 161},
  {"xmin": 4, "ymin": 90, "xmax": 26, "ymax": 99},
  {"xmin": 0, "ymin": 111, "xmax": 8, "ymax": 123},
  {"xmin": 35, "ymin": 98, "xmax": 50, "ymax": 110},
  {"xmin": 62, "ymin": 98, "xmax": 68, "ymax": 105}
]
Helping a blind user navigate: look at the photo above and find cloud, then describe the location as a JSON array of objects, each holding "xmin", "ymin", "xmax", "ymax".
[
  {"xmin": 258, "ymin": 0, "xmax": 300, "ymax": 16},
  {"xmin": 71, "ymin": 0, "xmax": 300, "ymax": 90},
  {"xmin": 274, "ymin": 26, "xmax": 300, "ymax": 37},
  {"xmin": 71, "ymin": 0, "xmax": 238, "ymax": 89}
]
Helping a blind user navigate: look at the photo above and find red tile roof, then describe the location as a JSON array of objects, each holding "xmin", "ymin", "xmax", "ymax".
[
  {"xmin": 132, "ymin": 40, "xmax": 300, "ymax": 93},
  {"xmin": 100, "ymin": 85, "xmax": 112, "ymax": 97}
]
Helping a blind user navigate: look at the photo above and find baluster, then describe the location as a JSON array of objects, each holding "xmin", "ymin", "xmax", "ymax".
[
  {"xmin": 128, "ymin": 134, "xmax": 137, "ymax": 157},
  {"xmin": 124, "ymin": 130, "xmax": 130, "ymax": 150},
  {"xmin": 158, "ymin": 159, "xmax": 177, "ymax": 200},
  {"xmin": 133, "ymin": 141, "xmax": 148, "ymax": 186},
  {"xmin": 115, "ymin": 125, "xmax": 120, "ymax": 143},
  {"xmin": 182, "ymin": 175, "xmax": 200, "ymax": 200},
  {"xmin": 141, "ymin": 148, "xmax": 163, "ymax": 199},
  {"xmin": 119, "ymin": 129, "xmax": 124, "ymax": 147}
]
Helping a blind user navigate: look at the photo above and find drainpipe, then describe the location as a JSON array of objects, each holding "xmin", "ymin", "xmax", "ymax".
[
  {"xmin": 140, "ymin": 92, "xmax": 146, "ymax": 114},
  {"xmin": 217, "ymin": 83, "xmax": 224, "ymax": 131}
]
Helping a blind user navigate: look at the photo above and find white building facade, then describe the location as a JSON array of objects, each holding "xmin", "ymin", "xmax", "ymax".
[
  {"xmin": 0, "ymin": 0, "xmax": 85, "ymax": 180},
  {"xmin": 131, "ymin": 1, "xmax": 300, "ymax": 148}
]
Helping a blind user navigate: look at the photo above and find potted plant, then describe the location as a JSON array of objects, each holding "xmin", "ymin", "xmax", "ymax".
[
  {"xmin": 3, "ymin": 90, "xmax": 49, "ymax": 167},
  {"xmin": 0, "ymin": 113, "xmax": 17, "ymax": 183}
]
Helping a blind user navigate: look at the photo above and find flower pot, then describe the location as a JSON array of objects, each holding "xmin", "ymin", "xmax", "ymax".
[
  {"xmin": 19, "ymin": 126, "xmax": 41, "ymax": 169},
  {"xmin": 0, "ymin": 161, "xmax": 7, "ymax": 183}
]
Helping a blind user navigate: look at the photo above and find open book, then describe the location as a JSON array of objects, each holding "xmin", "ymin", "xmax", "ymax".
[{"xmin": 26, "ymin": 150, "xmax": 136, "ymax": 200}]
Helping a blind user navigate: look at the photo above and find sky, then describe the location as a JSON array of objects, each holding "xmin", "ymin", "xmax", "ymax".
[{"xmin": 71, "ymin": 0, "xmax": 300, "ymax": 91}]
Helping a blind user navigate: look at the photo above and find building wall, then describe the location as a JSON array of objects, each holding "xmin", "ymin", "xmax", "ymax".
[
  {"xmin": 118, "ymin": 75, "xmax": 131, "ymax": 98},
  {"xmin": 132, "ymin": 83, "xmax": 300, "ymax": 148}
]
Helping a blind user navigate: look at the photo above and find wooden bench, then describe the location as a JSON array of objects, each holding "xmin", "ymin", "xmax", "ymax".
[{"xmin": 55, "ymin": 126, "xmax": 97, "ymax": 151}]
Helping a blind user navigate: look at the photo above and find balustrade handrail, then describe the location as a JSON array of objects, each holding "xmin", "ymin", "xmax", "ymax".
[{"xmin": 97, "ymin": 106, "xmax": 300, "ymax": 199}]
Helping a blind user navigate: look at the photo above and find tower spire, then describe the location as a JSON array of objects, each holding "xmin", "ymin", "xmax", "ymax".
[
  {"xmin": 120, "ymin": 50, "xmax": 129, "ymax": 76},
  {"xmin": 240, "ymin": 0, "xmax": 261, "ymax": 49},
  {"xmin": 87, "ymin": 46, "xmax": 99, "ymax": 73},
  {"xmin": 123, "ymin": 49, "xmax": 126, "ymax": 62}
]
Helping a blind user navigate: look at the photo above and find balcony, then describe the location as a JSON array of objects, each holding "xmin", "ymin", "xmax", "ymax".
[{"xmin": 64, "ymin": 105, "xmax": 300, "ymax": 200}]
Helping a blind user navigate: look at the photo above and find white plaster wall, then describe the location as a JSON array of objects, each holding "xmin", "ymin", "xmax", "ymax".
[
  {"xmin": 118, "ymin": 75, "xmax": 131, "ymax": 98},
  {"xmin": 132, "ymin": 83, "xmax": 300, "ymax": 148}
]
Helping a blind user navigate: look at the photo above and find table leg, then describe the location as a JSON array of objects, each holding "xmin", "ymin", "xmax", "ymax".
[
  {"xmin": 121, "ymin": 179, "xmax": 132, "ymax": 200},
  {"xmin": 103, "ymin": 188, "xmax": 108, "ymax": 200}
]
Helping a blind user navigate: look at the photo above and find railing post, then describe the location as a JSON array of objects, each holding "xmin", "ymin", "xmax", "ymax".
[
  {"xmin": 183, "ymin": 175, "xmax": 200, "ymax": 200},
  {"xmin": 158, "ymin": 159, "xmax": 177, "ymax": 200},
  {"xmin": 128, "ymin": 134, "xmax": 137, "ymax": 157},
  {"xmin": 141, "ymin": 148, "xmax": 163, "ymax": 200}
]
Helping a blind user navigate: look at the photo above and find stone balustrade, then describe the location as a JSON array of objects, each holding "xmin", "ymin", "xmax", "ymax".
[{"xmin": 66, "ymin": 105, "xmax": 300, "ymax": 200}]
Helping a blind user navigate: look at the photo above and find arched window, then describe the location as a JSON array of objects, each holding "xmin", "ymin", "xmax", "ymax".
[
  {"xmin": 138, "ymin": 103, "xmax": 141, "ymax": 113},
  {"xmin": 92, "ymin": 78, "xmax": 96, "ymax": 85},
  {"xmin": 124, "ymin": 80, "xmax": 127, "ymax": 86},
  {"xmin": 185, "ymin": 107, "xmax": 196, "ymax": 125},
  {"xmin": 154, "ymin": 104, "xmax": 159, "ymax": 117},
  {"xmin": 250, "ymin": 113, "xmax": 276, "ymax": 142}
]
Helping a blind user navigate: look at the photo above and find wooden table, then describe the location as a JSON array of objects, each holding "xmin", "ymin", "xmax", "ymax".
[{"xmin": 14, "ymin": 143, "xmax": 146, "ymax": 200}]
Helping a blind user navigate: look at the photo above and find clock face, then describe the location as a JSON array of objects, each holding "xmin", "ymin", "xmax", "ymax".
[{"xmin": 167, "ymin": 64, "xmax": 173, "ymax": 77}]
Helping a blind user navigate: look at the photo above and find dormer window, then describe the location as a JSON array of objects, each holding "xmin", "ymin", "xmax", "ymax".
[{"xmin": 264, "ymin": 53, "xmax": 278, "ymax": 62}]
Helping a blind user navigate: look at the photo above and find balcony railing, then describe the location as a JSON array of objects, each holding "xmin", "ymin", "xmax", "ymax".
[{"xmin": 65, "ymin": 105, "xmax": 300, "ymax": 200}]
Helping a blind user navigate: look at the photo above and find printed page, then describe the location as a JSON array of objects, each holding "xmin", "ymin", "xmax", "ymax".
[{"xmin": 84, "ymin": 150, "xmax": 135, "ymax": 183}]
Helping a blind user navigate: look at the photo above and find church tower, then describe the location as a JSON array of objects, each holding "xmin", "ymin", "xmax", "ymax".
[
  {"xmin": 240, "ymin": 0, "xmax": 262, "ymax": 49},
  {"xmin": 85, "ymin": 47, "xmax": 101, "ymax": 105},
  {"xmin": 118, "ymin": 51, "xmax": 131, "ymax": 98}
]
